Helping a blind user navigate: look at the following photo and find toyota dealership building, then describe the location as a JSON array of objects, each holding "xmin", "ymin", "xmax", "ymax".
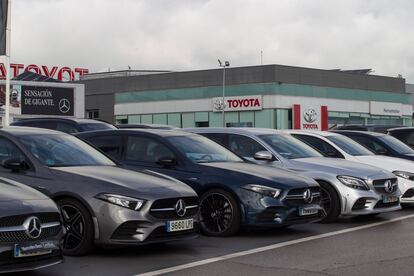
[{"xmin": 80, "ymin": 64, "xmax": 413, "ymax": 130}]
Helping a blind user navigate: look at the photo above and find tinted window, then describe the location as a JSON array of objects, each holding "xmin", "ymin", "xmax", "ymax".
[
  {"xmin": 326, "ymin": 135, "xmax": 374, "ymax": 156},
  {"xmin": 202, "ymin": 133, "xmax": 228, "ymax": 147},
  {"xmin": 0, "ymin": 138, "xmax": 26, "ymax": 162},
  {"xmin": 19, "ymin": 134, "xmax": 115, "ymax": 167},
  {"xmin": 28, "ymin": 121, "xmax": 57, "ymax": 130},
  {"xmin": 56, "ymin": 122, "xmax": 79, "ymax": 134},
  {"xmin": 390, "ymin": 130, "xmax": 414, "ymax": 148},
  {"xmin": 89, "ymin": 135, "xmax": 123, "ymax": 160},
  {"xmin": 79, "ymin": 123, "xmax": 116, "ymax": 132},
  {"xmin": 228, "ymin": 134, "xmax": 266, "ymax": 158},
  {"xmin": 126, "ymin": 136, "xmax": 174, "ymax": 163},
  {"xmin": 378, "ymin": 135, "xmax": 414, "ymax": 155},
  {"xmin": 168, "ymin": 135, "xmax": 243, "ymax": 163},
  {"xmin": 292, "ymin": 134, "xmax": 344, "ymax": 158},
  {"xmin": 346, "ymin": 135, "xmax": 388, "ymax": 154},
  {"xmin": 259, "ymin": 134, "xmax": 321, "ymax": 159}
]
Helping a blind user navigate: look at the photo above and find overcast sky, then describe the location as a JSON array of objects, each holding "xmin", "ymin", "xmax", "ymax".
[{"xmin": 8, "ymin": 0, "xmax": 414, "ymax": 81}]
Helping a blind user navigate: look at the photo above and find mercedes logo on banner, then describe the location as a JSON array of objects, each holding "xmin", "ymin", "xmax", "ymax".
[{"xmin": 59, "ymin": 98, "xmax": 71, "ymax": 113}]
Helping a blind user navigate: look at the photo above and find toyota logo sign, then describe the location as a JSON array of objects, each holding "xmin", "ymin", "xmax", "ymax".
[{"xmin": 303, "ymin": 108, "xmax": 317, "ymax": 123}]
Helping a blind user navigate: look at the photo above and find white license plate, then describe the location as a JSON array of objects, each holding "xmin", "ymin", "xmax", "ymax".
[
  {"xmin": 299, "ymin": 206, "xmax": 319, "ymax": 216},
  {"xmin": 166, "ymin": 218, "xmax": 194, "ymax": 232},
  {"xmin": 382, "ymin": 195, "xmax": 399, "ymax": 204},
  {"xmin": 14, "ymin": 241, "xmax": 57, "ymax": 258}
]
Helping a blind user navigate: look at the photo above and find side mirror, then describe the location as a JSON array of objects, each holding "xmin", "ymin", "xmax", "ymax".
[
  {"xmin": 157, "ymin": 157, "xmax": 177, "ymax": 167},
  {"xmin": 254, "ymin": 151, "xmax": 274, "ymax": 161},
  {"xmin": 2, "ymin": 159, "xmax": 27, "ymax": 172}
]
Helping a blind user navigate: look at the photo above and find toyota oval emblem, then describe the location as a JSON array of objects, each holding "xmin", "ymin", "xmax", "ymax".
[
  {"xmin": 59, "ymin": 98, "xmax": 71, "ymax": 113},
  {"xmin": 384, "ymin": 180, "xmax": 394, "ymax": 193},
  {"xmin": 303, "ymin": 108, "xmax": 317, "ymax": 123},
  {"xmin": 214, "ymin": 99, "xmax": 226, "ymax": 111},
  {"xmin": 303, "ymin": 189, "xmax": 313, "ymax": 203},
  {"xmin": 23, "ymin": 216, "xmax": 42, "ymax": 239},
  {"xmin": 175, "ymin": 199, "xmax": 187, "ymax": 217}
]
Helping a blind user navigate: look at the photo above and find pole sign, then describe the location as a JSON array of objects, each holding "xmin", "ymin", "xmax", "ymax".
[
  {"xmin": 292, "ymin": 104, "xmax": 328, "ymax": 130},
  {"xmin": 212, "ymin": 95, "xmax": 262, "ymax": 112},
  {"xmin": 21, "ymin": 86, "xmax": 74, "ymax": 116}
]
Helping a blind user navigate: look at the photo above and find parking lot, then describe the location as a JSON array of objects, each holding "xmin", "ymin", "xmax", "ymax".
[{"xmin": 14, "ymin": 208, "xmax": 412, "ymax": 276}]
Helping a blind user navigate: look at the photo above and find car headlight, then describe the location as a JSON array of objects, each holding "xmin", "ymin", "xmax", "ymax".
[
  {"xmin": 243, "ymin": 184, "xmax": 282, "ymax": 198},
  {"xmin": 337, "ymin": 176, "xmax": 369, "ymax": 190},
  {"xmin": 393, "ymin": 171, "xmax": 414, "ymax": 181},
  {"xmin": 96, "ymin": 194, "xmax": 146, "ymax": 211}
]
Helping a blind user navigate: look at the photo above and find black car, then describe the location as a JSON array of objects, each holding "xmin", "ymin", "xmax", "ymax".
[
  {"xmin": 0, "ymin": 178, "xmax": 64, "ymax": 273},
  {"xmin": 388, "ymin": 127, "xmax": 414, "ymax": 149},
  {"xmin": 0, "ymin": 127, "xmax": 199, "ymax": 256},
  {"xmin": 335, "ymin": 124, "xmax": 402, "ymax": 133},
  {"xmin": 11, "ymin": 118, "xmax": 116, "ymax": 134},
  {"xmin": 78, "ymin": 129, "xmax": 324, "ymax": 237},
  {"xmin": 333, "ymin": 130, "xmax": 414, "ymax": 161}
]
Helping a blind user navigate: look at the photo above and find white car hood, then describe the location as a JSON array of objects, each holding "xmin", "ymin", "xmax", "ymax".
[{"xmin": 353, "ymin": 155, "xmax": 414, "ymax": 173}]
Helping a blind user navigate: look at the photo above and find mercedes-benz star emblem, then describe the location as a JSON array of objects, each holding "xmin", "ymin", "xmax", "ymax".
[
  {"xmin": 59, "ymin": 98, "xmax": 71, "ymax": 113},
  {"xmin": 303, "ymin": 189, "xmax": 313, "ymax": 203},
  {"xmin": 23, "ymin": 216, "xmax": 42, "ymax": 239},
  {"xmin": 303, "ymin": 108, "xmax": 317, "ymax": 123},
  {"xmin": 384, "ymin": 180, "xmax": 394, "ymax": 193},
  {"xmin": 175, "ymin": 199, "xmax": 187, "ymax": 217}
]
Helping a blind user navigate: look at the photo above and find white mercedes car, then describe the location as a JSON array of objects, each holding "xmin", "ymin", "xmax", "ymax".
[{"xmin": 286, "ymin": 130, "xmax": 414, "ymax": 204}]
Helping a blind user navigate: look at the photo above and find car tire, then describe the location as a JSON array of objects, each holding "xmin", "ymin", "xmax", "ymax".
[
  {"xmin": 318, "ymin": 181, "xmax": 341, "ymax": 223},
  {"xmin": 199, "ymin": 189, "xmax": 241, "ymax": 237},
  {"xmin": 57, "ymin": 198, "xmax": 94, "ymax": 256}
]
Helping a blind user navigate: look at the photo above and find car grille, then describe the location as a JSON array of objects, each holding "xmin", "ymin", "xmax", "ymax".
[
  {"xmin": 0, "ymin": 212, "xmax": 61, "ymax": 243},
  {"xmin": 150, "ymin": 197, "xmax": 199, "ymax": 219},
  {"xmin": 372, "ymin": 178, "xmax": 398, "ymax": 194},
  {"xmin": 374, "ymin": 200, "xmax": 400, "ymax": 209},
  {"xmin": 352, "ymin": 198, "xmax": 367, "ymax": 210},
  {"xmin": 402, "ymin": 188, "xmax": 414, "ymax": 198},
  {"xmin": 0, "ymin": 213, "xmax": 60, "ymax": 227},
  {"xmin": 284, "ymin": 187, "xmax": 321, "ymax": 206}
]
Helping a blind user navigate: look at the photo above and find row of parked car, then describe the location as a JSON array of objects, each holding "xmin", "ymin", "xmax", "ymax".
[{"xmin": 2, "ymin": 118, "xmax": 414, "ymax": 273}]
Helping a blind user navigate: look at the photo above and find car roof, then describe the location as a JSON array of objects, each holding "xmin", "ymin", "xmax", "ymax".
[
  {"xmin": 118, "ymin": 123, "xmax": 177, "ymax": 129},
  {"xmin": 388, "ymin": 127, "xmax": 413, "ymax": 132},
  {"xmin": 282, "ymin": 130, "xmax": 339, "ymax": 137},
  {"xmin": 80, "ymin": 128, "xmax": 194, "ymax": 138},
  {"xmin": 13, "ymin": 117, "xmax": 111, "ymax": 125},
  {"xmin": 332, "ymin": 130, "xmax": 386, "ymax": 137},
  {"xmin": 185, "ymin": 127, "xmax": 292, "ymax": 136},
  {"xmin": 0, "ymin": 126, "xmax": 65, "ymax": 136}
]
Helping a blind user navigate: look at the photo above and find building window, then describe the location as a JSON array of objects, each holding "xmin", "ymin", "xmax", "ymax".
[
  {"xmin": 196, "ymin": 122, "xmax": 209, "ymax": 127},
  {"xmin": 87, "ymin": 109, "xmax": 99, "ymax": 119}
]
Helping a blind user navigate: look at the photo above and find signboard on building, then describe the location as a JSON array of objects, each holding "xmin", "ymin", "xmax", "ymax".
[
  {"xmin": 212, "ymin": 95, "xmax": 262, "ymax": 112},
  {"xmin": 0, "ymin": 63, "xmax": 89, "ymax": 81},
  {"xmin": 21, "ymin": 86, "xmax": 74, "ymax": 116},
  {"xmin": 292, "ymin": 104, "xmax": 328, "ymax": 130},
  {"xmin": 370, "ymin": 101, "xmax": 402, "ymax": 116}
]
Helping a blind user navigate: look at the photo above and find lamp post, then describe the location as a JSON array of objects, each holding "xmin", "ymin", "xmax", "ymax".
[{"xmin": 218, "ymin": 59, "xmax": 230, "ymax": 127}]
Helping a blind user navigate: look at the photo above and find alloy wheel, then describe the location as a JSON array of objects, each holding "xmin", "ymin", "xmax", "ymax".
[
  {"xmin": 200, "ymin": 193, "xmax": 234, "ymax": 234},
  {"xmin": 61, "ymin": 204, "xmax": 85, "ymax": 251},
  {"xmin": 320, "ymin": 186, "xmax": 332, "ymax": 215}
]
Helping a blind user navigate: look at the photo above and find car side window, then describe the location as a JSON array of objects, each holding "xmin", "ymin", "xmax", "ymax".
[
  {"xmin": 347, "ymin": 135, "xmax": 388, "ymax": 155},
  {"xmin": 292, "ymin": 134, "xmax": 344, "ymax": 158},
  {"xmin": 0, "ymin": 137, "xmax": 26, "ymax": 163},
  {"xmin": 56, "ymin": 122, "xmax": 79, "ymax": 134},
  {"xmin": 202, "ymin": 133, "xmax": 228, "ymax": 147},
  {"xmin": 227, "ymin": 134, "xmax": 266, "ymax": 158},
  {"xmin": 125, "ymin": 136, "xmax": 175, "ymax": 163},
  {"xmin": 89, "ymin": 135, "xmax": 123, "ymax": 160},
  {"xmin": 30, "ymin": 121, "xmax": 57, "ymax": 130}
]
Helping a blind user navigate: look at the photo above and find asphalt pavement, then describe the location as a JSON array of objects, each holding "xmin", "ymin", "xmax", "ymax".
[{"xmin": 9, "ymin": 208, "xmax": 414, "ymax": 276}]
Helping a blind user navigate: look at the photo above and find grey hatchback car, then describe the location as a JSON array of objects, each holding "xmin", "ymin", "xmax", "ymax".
[
  {"xmin": 188, "ymin": 128, "xmax": 401, "ymax": 222},
  {"xmin": 0, "ymin": 127, "xmax": 199, "ymax": 256},
  {"xmin": 0, "ymin": 177, "xmax": 64, "ymax": 273}
]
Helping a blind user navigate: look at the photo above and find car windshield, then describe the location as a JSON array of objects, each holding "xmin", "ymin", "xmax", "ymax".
[
  {"xmin": 79, "ymin": 123, "xmax": 116, "ymax": 132},
  {"xmin": 259, "ymin": 134, "xmax": 322, "ymax": 159},
  {"xmin": 19, "ymin": 134, "xmax": 116, "ymax": 167},
  {"xmin": 378, "ymin": 135, "xmax": 414, "ymax": 155},
  {"xmin": 167, "ymin": 135, "xmax": 243, "ymax": 163},
  {"xmin": 326, "ymin": 135, "xmax": 374, "ymax": 156}
]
